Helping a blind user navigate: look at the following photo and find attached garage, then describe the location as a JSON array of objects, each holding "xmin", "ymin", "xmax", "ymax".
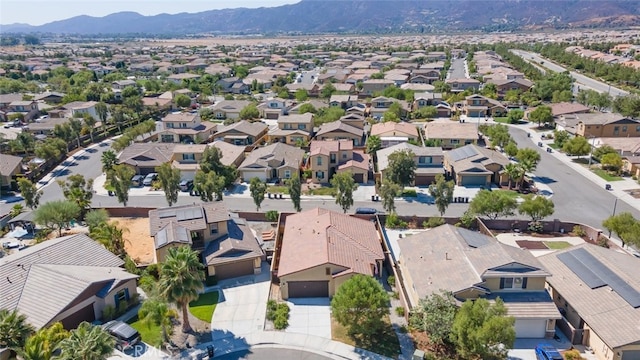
[
  {"xmin": 514, "ymin": 319, "xmax": 546, "ymax": 338},
  {"xmin": 213, "ymin": 259, "xmax": 255, "ymax": 280},
  {"xmin": 415, "ymin": 175, "xmax": 435, "ymax": 186},
  {"xmin": 460, "ymin": 175, "xmax": 487, "ymax": 186},
  {"xmin": 287, "ymin": 281, "xmax": 329, "ymax": 298},
  {"xmin": 61, "ymin": 303, "xmax": 96, "ymax": 329},
  {"xmin": 242, "ymin": 170, "xmax": 267, "ymax": 182},
  {"xmin": 353, "ymin": 173, "xmax": 364, "ymax": 183},
  {"xmin": 622, "ymin": 350, "xmax": 640, "ymax": 360}
]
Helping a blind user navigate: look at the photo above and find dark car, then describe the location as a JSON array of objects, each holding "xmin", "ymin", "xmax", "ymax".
[
  {"xmin": 180, "ymin": 179, "xmax": 194, "ymax": 192},
  {"xmin": 131, "ymin": 175, "xmax": 144, "ymax": 187},
  {"xmin": 535, "ymin": 343, "xmax": 563, "ymax": 360},
  {"xmin": 102, "ymin": 320, "xmax": 141, "ymax": 351},
  {"xmin": 355, "ymin": 207, "xmax": 377, "ymax": 215}
]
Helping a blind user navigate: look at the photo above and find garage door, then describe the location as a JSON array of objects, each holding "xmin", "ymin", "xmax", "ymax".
[
  {"xmin": 622, "ymin": 350, "xmax": 640, "ymax": 360},
  {"xmin": 288, "ymin": 281, "xmax": 329, "ymax": 298},
  {"xmin": 514, "ymin": 319, "xmax": 546, "ymax": 338},
  {"xmin": 61, "ymin": 303, "xmax": 96, "ymax": 329},
  {"xmin": 353, "ymin": 173, "xmax": 364, "ymax": 183},
  {"xmin": 243, "ymin": 171, "xmax": 266, "ymax": 182},
  {"xmin": 214, "ymin": 259, "xmax": 255, "ymax": 280},
  {"xmin": 415, "ymin": 175, "xmax": 434, "ymax": 186},
  {"xmin": 461, "ymin": 175, "xmax": 487, "ymax": 186}
]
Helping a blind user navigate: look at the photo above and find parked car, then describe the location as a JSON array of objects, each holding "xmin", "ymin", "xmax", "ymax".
[
  {"xmin": 102, "ymin": 320, "xmax": 141, "ymax": 351},
  {"xmin": 535, "ymin": 343, "xmax": 563, "ymax": 360},
  {"xmin": 179, "ymin": 179, "xmax": 194, "ymax": 192},
  {"xmin": 143, "ymin": 173, "xmax": 158, "ymax": 186},
  {"xmin": 131, "ymin": 175, "xmax": 144, "ymax": 187},
  {"xmin": 355, "ymin": 207, "xmax": 377, "ymax": 215}
]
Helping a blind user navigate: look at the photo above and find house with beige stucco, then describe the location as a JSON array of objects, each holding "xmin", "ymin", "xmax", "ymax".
[
  {"xmin": 307, "ymin": 140, "xmax": 370, "ymax": 184},
  {"xmin": 238, "ymin": 142, "xmax": 304, "ymax": 182}
]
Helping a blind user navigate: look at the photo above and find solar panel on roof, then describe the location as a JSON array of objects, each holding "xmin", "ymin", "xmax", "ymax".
[
  {"xmin": 176, "ymin": 207, "xmax": 203, "ymax": 221},
  {"xmin": 557, "ymin": 251, "xmax": 607, "ymax": 289},
  {"xmin": 157, "ymin": 209, "xmax": 176, "ymax": 219},
  {"xmin": 458, "ymin": 228, "xmax": 492, "ymax": 248},
  {"xmin": 448, "ymin": 145, "xmax": 478, "ymax": 162}
]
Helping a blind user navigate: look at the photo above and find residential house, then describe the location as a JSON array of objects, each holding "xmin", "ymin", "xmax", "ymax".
[
  {"xmin": 112, "ymin": 79, "xmax": 136, "ymax": 90},
  {"xmin": 410, "ymin": 69, "xmax": 441, "ymax": 84},
  {"xmin": 424, "ymin": 122, "xmax": 479, "ymax": 150},
  {"xmin": 159, "ymin": 112, "xmax": 217, "ymax": 144},
  {"xmin": 369, "ymin": 96, "xmax": 409, "ymax": 120},
  {"xmin": 539, "ymin": 244, "xmax": 640, "ymax": 360},
  {"xmin": 63, "ymin": 101, "xmax": 99, "ymax": 120},
  {"xmin": 0, "ymin": 154, "xmax": 22, "ymax": 190},
  {"xmin": 167, "ymin": 73, "xmax": 201, "ymax": 84},
  {"xmin": 360, "ymin": 79, "xmax": 394, "ymax": 97},
  {"xmin": 0, "ymin": 233, "xmax": 139, "ymax": 330},
  {"xmin": 8, "ymin": 100, "xmax": 40, "ymax": 122},
  {"xmin": 267, "ymin": 113, "xmax": 314, "ymax": 145},
  {"xmin": 214, "ymin": 120, "xmax": 268, "ymax": 146},
  {"xmin": 396, "ymin": 224, "xmax": 561, "ymax": 338},
  {"xmin": 463, "ymin": 94, "xmax": 507, "ymax": 118},
  {"xmin": 370, "ymin": 122, "xmax": 420, "ymax": 147},
  {"xmin": 596, "ymin": 138, "xmax": 640, "ymax": 157},
  {"xmin": 258, "ymin": 97, "xmax": 291, "ymax": 119},
  {"xmin": 376, "ymin": 143, "xmax": 444, "ymax": 186},
  {"xmin": 446, "ymin": 78, "xmax": 481, "ymax": 92},
  {"xmin": 274, "ymin": 208, "xmax": 384, "ymax": 299},
  {"xmin": 444, "ymin": 144, "xmax": 510, "ymax": 186},
  {"xmin": 487, "ymin": 78, "xmax": 534, "ymax": 99},
  {"xmin": 285, "ymin": 83, "xmax": 321, "ymax": 98},
  {"xmin": 171, "ymin": 144, "xmax": 208, "ymax": 180},
  {"xmin": 622, "ymin": 156, "xmax": 640, "ymax": 178},
  {"xmin": 209, "ymin": 100, "xmax": 252, "ymax": 120},
  {"xmin": 210, "ymin": 140, "xmax": 246, "ymax": 168},
  {"xmin": 22, "ymin": 117, "xmax": 71, "ymax": 137},
  {"xmin": 549, "ymin": 102, "xmax": 591, "ymax": 118},
  {"xmin": 238, "ymin": 143, "xmax": 304, "ymax": 182},
  {"xmin": 338, "ymin": 113, "xmax": 366, "ymax": 130},
  {"xmin": 315, "ymin": 121, "xmax": 364, "ymax": 146},
  {"xmin": 329, "ymin": 95, "xmax": 358, "ymax": 110},
  {"xmin": 289, "ymin": 99, "xmax": 328, "ymax": 115},
  {"xmin": 575, "ymin": 113, "xmax": 640, "ymax": 138},
  {"xmin": 149, "ymin": 203, "xmax": 264, "ymax": 280},
  {"xmin": 117, "ymin": 143, "xmax": 176, "ymax": 175},
  {"xmin": 33, "ymin": 91, "xmax": 65, "ymax": 104},
  {"xmin": 308, "ymin": 140, "xmax": 370, "ymax": 183}
]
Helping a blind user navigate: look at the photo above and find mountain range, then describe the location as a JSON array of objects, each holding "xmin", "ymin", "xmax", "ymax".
[{"xmin": 2, "ymin": 0, "xmax": 640, "ymax": 35}]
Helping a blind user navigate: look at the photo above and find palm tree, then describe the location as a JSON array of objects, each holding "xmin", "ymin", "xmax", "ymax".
[
  {"xmin": 160, "ymin": 246, "xmax": 205, "ymax": 333},
  {"xmin": 504, "ymin": 163, "xmax": 524, "ymax": 190},
  {"xmin": 101, "ymin": 150, "xmax": 118, "ymax": 173},
  {"xmin": 90, "ymin": 221, "xmax": 128, "ymax": 257},
  {"xmin": 57, "ymin": 322, "xmax": 114, "ymax": 360},
  {"xmin": 138, "ymin": 298, "xmax": 176, "ymax": 345},
  {"xmin": 17, "ymin": 322, "xmax": 70, "ymax": 360},
  {"xmin": 0, "ymin": 309, "xmax": 34, "ymax": 351}
]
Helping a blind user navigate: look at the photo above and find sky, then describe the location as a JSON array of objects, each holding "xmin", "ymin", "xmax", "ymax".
[{"xmin": 1, "ymin": 0, "xmax": 300, "ymax": 26}]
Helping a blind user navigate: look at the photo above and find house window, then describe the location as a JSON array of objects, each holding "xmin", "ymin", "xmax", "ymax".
[
  {"xmin": 317, "ymin": 156, "xmax": 323, "ymax": 166},
  {"xmin": 330, "ymin": 154, "xmax": 336, "ymax": 163},
  {"xmin": 501, "ymin": 277, "xmax": 524, "ymax": 289},
  {"xmin": 450, "ymin": 139, "xmax": 460, "ymax": 144},
  {"xmin": 284, "ymin": 123, "xmax": 292, "ymax": 130},
  {"xmin": 342, "ymin": 152, "xmax": 347, "ymax": 159},
  {"xmin": 622, "ymin": 126, "xmax": 627, "ymax": 132},
  {"xmin": 325, "ymin": 267, "xmax": 331, "ymax": 275},
  {"xmin": 297, "ymin": 124, "xmax": 306, "ymax": 130},
  {"xmin": 182, "ymin": 153, "xmax": 195, "ymax": 161},
  {"xmin": 316, "ymin": 171, "xmax": 325, "ymax": 179},
  {"xmin": 418, "ymin": 156, "xmax": 432, "ymax": 164},
  {"xmin": 636, "ymin": 126, "xmax": 640, "ymax": 132},
  {"xmin": 284, "ymin": 170, "xmax": 291, "ymax": 179},
  {"xmin": 166, "ymin": 123, "xmax": 174, "ymax": 128},
  {"xmin": 114, "ymin": 288, "xmax": 130, "ymax": 309},
  {"xmin": 210, "ymin": 223, "xmax": 218, "ymax": 235},
  {"xmin": 180, "ymin": 123, "xmax": 188, "ymax": 128},
  {"xmin": 161, "ymin": 135, "xmax": 174, "ymax": 143}
]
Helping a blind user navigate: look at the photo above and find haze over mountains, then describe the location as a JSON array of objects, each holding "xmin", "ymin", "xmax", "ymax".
[{"xmin": 2, "ymin": 0, "xmax": 640, "ymax": 35}]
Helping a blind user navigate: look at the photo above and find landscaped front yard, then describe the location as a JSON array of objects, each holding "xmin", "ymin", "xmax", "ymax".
[
  {"xmin": 128, "ymin": 315, "xmax": 163, "ymax": 347},
  {"xmin": 543, "ymin": 241, "xmax": 572, "ymax": 250},
  {"xmin": 592, "ymin": 168, "xmax": 623, "ymax": 181},
  {"xmin": 331, "ymin": 315, "xmax": 401, "ymax": 358},
  {"xmin": 189, "ymin": 291, "xmax": 219, "ymax": 322}
]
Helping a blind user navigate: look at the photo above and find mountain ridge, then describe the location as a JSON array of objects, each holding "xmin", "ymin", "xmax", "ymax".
[{"xmin": 2, "ymin": 0, "xmax": 639, "ymax": 35}]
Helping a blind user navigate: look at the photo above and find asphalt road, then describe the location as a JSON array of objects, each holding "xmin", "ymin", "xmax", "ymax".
[
  {"xmin": 509, "ymin": 127, "xmax": 640, "ymax": 229},
  {"xmin": 448, "ymin": 58, "xmax": 467, "ymax": 79},
  {"xmin": 215, "ymin": 348, "xmax": 334, "ymax": 360},
  {"xmin": 510, "ymin": 49, "xmax": 629, "ymax": 98}
]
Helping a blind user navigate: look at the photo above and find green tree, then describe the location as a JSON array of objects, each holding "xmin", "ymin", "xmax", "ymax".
[
  {"xmin": 379, "ymin": 179, "xmax": 401, "ymax": 213},
  {"xmin": 562, "ymin": 136, "xmax": 591, "ymax": 158},
  {"xmin": 101, "ymin": 150, "xmax": 118, "ymax": 173},
  {"xmin": 107, "ymin": 164, "xmax": 135, "ymax": 207},
  {"xmin": 507, "ymin": 109, "xmax": 524, "ymax": 124},
  {"xmin": 0, "ymin": 309, "xmax": 34, "ymax": 351},
  {"xmin": 553, "ymin": 130, "xmax": 570, "ymax": 148},
  {"xmin": 504, "ymin": 142, "xmax": 519, "ymax": 159},
  {"xmin": 138, "ymin": 298, "xmax": 175, "ymax": 345},
  {"xmin": 519, "ymin": 195, "xmax": 555, "ymax": 223},
  {"xmin": 601, "ymin": 152, "xmax": 623, "ymax": 174},
  {"xmin": 160, "ymin": 246, "xmax": 205, "ymax": 333},
  {"xmin": 382, "ymin": 110, "xmax": 400, "ymax": 123},
  {"xmin": 331, "ymin": 172, "xmax": 357, "ymax": 213},
  {"xmin": 385, "ymin": 150, "xmax": 417, "ymax": 188},
  {"xmin": 298, "ymin": 103, "xmax": 317, "ymax": 114},
  {"xmin": 504, "ymin": 163, "xmax": 524, "ymax": 189},
  {"xmin": 593, "ymin": 145, "xmax": 617, "ymax": 162},
  {"xmin": 515, "ymin": 148, "xmax": 541, "ymax": 188},
  {"xmin": 17, "ymin": 322, "xmax": 69, "ymax": 360},
  {"xmin": 528, "ymin": 105, "xmax": 553, "ymax": 128},
  {"xmin": 34, "ymin": 200, "xmax": 81, "ymax": 237},
  {"xmin": 451, "ymin": 298, "xmax": 515, "ymax": 360},
  {"xmin": 156, "ymin": 162, "xmax": 181, "ymax": 206},
  {"xmin": 68, "ymin": 117, "xmax": 84, "ymax": 149},
  {"xmin": 200, "ymin": 146, "xmax": 238, "ymax": 188},
  {"xmin": 429, "ymin": 174, "xmax": 455, "ymax": 216},
  {"xmin": 10, "ymin": 204, "xmax": 23, "ymax": 218},
  {"xmin": 295, "ymin": 89, "xmax": 309, "ymax": 102},
  {"xmin": 469, "ymin": 189, "xmax": 518, "ymax": 220},
  {"xmin": 174, "ymin": 94, "xmax": 192, "ymax": 108},
  {"xmin": 320, "ymin": 83, "xmax": 336, "ymax": 98},
  {"xmin": 366, "ymin": 135, "xmax": 382, "ymax": 159},
  {"xmin": 57, "ymin": 322, "xmax": 114, "ymax": 360},
  {"xmin": 602, "ymin": 213, "xmax": 640, "ymax": 248},
  {"xmin": 286, "ymin": 174, "xmax": 302, "ymax": 212},
  {"xmin": 249, "ymin": 177, "xmax": 268, "ymax": 211},
  {"xmin": 414, "ymin": 106, "xmax": 437, "ymax": 119},
  {"xmin": 239, "ymin": 103, "xmax": 260, "ymax": 120},
  {"xmin": 18, "ymin": 178, "xmax": 42, "ymax": 209},
  {"xmin": 57, "ymin": 174, "xmax": 94, "ymax": 220},
  {"xmin": 83, "ymin": 114, "xmax": 97, "ymax": 143},
  {"xmin": 85, "ymin": 208, "xmax": 109, "ymax": 232},
  {"xmin": 331, "ymin": 274, "xmax": 390, "ymax": 337},
  {"xmin": 95, "ymin": 101, "xmax": 109, "ymax": 130},
  {"xmin": 409, "ymin": 291, "xmax": 457, "ymax": 347},
  {"xmin": 193, "ymin": 169, "xmax": 225, "ymax": 202},
  {"xmin": 90, "ymin": 221, "xmax": 127, "ymax": 257}
]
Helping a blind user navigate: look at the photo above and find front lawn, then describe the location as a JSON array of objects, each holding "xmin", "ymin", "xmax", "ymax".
[
  {"xmin": 331, "ymin": 315, "xmax": 401, "ymax": 358},
  {"xmin": 267, "ymin": 185, "xmax": 289, "ymax": 194},
  {"xmin": 544, "ymin": 241, "xmax": 572, "ymax": 250},
  {"xmin": 493, "ymin": 117, "xmax": 511, "ymax": 124},
  {"xmin": 128, "ymin": 315, "xmax": 163, "ymax": 347},
  {"xmin": 496, "ymin": 190, "xmax": 520, "ymax": 198},
  {"xmin": 592, "ymin": 169, "xmax": 623, "ymax": 182},
  {"xmin": 189, "ymin": 291, "xmax": 219, "ymax": 322},
  {"xmin": 305, "ymin": 186, "xmax": 336, "ymax": 196},
  {"xmin": 401, "ymin": 189, "xmax": 417, "ymax": 197}
]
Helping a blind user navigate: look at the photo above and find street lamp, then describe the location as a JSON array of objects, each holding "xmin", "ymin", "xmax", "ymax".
[
  {"xmin": 608, "ymin": 197, "xmax": 618, "ymax": 238},
  {"xmin": 587, "ymin": 135, "xmax": 596, "ymax": 168}
]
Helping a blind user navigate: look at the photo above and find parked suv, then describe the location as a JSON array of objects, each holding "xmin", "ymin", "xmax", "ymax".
[
  {"xmin": 179, "ymin": 179, "xmax": 194, "ymax": 192},
  {"xmin": 102, "ymin": 320, "xmax": 141, "ymax": 351},
  {"xmin": 535, "ymin": 344, "xmax": 563, "ymax": 360},
  {"xmin": 143, "ymin": 173, "xmax": 158, "ymax": 186}
]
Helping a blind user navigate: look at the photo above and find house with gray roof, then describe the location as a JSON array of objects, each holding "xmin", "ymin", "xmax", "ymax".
[
  {"xmin": 376, "ymin": 143, "xmax": 444, "ymax": 186},
  {"xmin": 0, "ymin": 233, "xmax": 138, "ymax": 330},
  {"xmin": 0, "ymin": 154, "xmax": 23, "ymax": 190},
  {"xmin": 444, "ymin": 144, "xmax": 510, "ymax": 187},
  {"xmin": 214, "ymin": 120, "xmax": 268, "ymax": 146},
  {"xmin": 117, "ymin": 143, "xmax": 176, "ymax": 175},
  {"xmin": 238, "ymin": 142, "xmax": 304, "ymax": 182},
  {"xmin": 396, "ymin": 224, "xmax": 561, "ymax": 339},
  {"xmin": 538, "ymin": 244, "xmax": 640, "ymax": 360}
]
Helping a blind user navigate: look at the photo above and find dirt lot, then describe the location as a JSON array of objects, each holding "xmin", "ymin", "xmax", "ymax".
[{"xmin": 110, "ymin": 217, "xmax": 155, "ymax": 265}]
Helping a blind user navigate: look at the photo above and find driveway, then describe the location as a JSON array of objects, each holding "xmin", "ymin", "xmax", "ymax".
[{"xmin": 285, "ymin": 298, "xmax": 332, "ymax": 339}]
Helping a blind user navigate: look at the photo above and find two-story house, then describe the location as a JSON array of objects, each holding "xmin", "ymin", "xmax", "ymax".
[
  {"xmin": 446, "ymin": 78, "xmax": 481, "ymax": 93},
  {"xmin": 575, "ymin": 113, "xmax": 640, "ymax": 138},
  {"xmin": 149, "ymin": 203, "xmax": 265, "ymax": 280},
  {"xmin": 360, "ymin": 79, "xmax": 394, "ymax": 97},
  {"xmin": 463, "ymin": 94, "xmax": 507, "ymax": 118},
  {"xmin": 487, "ymin": 78, "xmax": 534, "ymax": 99},
  {"xmin": 410, "ymin": 69, "xmax": 441, "ymax": 84},
  {"xmin": 370, "ymin": 122, "xmax": 420, "ymax": 147},
  {"xmin": 214, "ymin": 120, "xmax": 268, "ymax": 146},
  {"xmin": 257, "ymin": 97, "xmax": 293, "ymax": 120},
  {"xmin": 238, "ymin": 142, "xmax": 304, "ymax": 182},
  {"xmin": 443, "ymin": 144, "xmax": 510, "ymax": 187},
  {"xmin": 396, "ymin": 224, "xmax": 561, "ymax": 339},
  {"xmin": 369, "ymin": 96, "xmax": 410, "ymax": 120},
  {"xmin": 208, "ymin": 100, "xmax": 252, "ymax": 120},
  {"xmin": 171, "ymin": 144, "xmax": 208, "ymax": 180},
  {"xmin": 308, "ymin": 140, "xmax": 370, "ymax": 183},
  {"xmin": 159, "ymin": 112, "xmax": 217, "ymax": 144},
  {"xmin": 315, "ymin": 121, "xmax": 364, "ymax": 147},
  {"xmin": 7, "ymin": 100, "xmax": 40, "ymax": 122},
  {"xmin": 267, "ymin": 113, "xmax": 314, "ymax": 145},
  {"xmin": 376, "ymin": 143, "xmax": 444, "ymax": 186},
  {"xmin": 329, "ymin": 95, "xmax": 359, "ymax": 110},
  {"xmin": 424, "ymin": 122, "xmax": 478, "ymax": 150}
]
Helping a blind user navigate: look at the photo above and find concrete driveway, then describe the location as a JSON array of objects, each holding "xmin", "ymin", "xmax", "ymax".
[{"xmin": 285, "ymin": 298, "xmax": 332, "ymax": 339}]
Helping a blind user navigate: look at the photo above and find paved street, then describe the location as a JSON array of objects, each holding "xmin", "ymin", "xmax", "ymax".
[
  {"xmin": 448, "ymin": 58, "xmax": 467, "ymax": 79},
  {"xmin": 510, "ymin": 49, "xmax": 629, "ymax": 97},
  {"xmin": 216, "ymin": 348, "xmax": 335, "ymax": 360}
]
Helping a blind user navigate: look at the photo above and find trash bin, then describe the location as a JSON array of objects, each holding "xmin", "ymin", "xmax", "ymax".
[
  {"xmin": 206, "ymin": 345, "xmax": 214, "ymax": 358},
  {"xmin": 372, "ymin": 195, "xmax": 376, "ymax": 201},
  {"xmin": 527, "ymin": 133, "xmax": 531, "ymax": 138},
  {"xmin": 605, "ymin": 184, "xmax": 612, "ymax": 191}
]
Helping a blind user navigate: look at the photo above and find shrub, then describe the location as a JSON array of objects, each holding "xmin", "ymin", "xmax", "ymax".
[
  {"xmin": 273, "ymin": 313, "xmax": 288, "ymax": 330},
  {"xmin": 395, "ymin": 306, "xmax": 405, "ymax": 317},
  {"xmin": 528, "ymin": 221, "xmax": 543, "ymax": 233},
  {"xmin": 572, "ymin": 225, "xmax": 586, "ymax": 237},
  {"xmin": 563, "ymin": 349, "xmax": 584, "ymax": 360},
  {"xmin": 423, "ymin": 217, "xmax": 445, "ymax": 228},
  {"xmin": 117, "ymin": 300, "xmax": 128, "ymax": 315},
  {"xmin": 102, "ymin": 305, "xmax": 116, "ymax": 322},
  {"xmin": 267, "ymin": 301, "xmax": 290, "ymax": 329},
  {"xmin": 597, "ymin": 236, "xmax": 610, "ymax": 248},
  {"xmin": 392, "ymin": 291, "xmax": 400, "ymax": 300},
  {"xmin": 387, "ymin": 275, "xmax": 396, "ymax": 288},
  {"xmin": 401, "ymin": 189, "xmax": 417, "ymax": 197},
  {"xmin": 265, "ymin": 210, "xmax": 279, "ymax": 222},
  {"xmin": 138, "ymin": 275, "xmax": 156, "ymax": 294},
  {"xmin": 385, "ymin": 213, "xmax": 408, "ymax": 229}
]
